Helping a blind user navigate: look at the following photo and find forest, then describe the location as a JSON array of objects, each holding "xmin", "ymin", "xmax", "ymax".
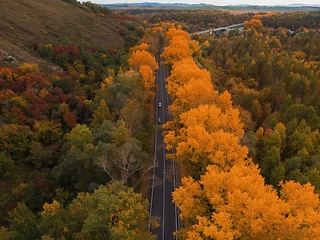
[
  {"xmin": 1, "ymin": 0, "xmax": 320, "ymax": 239},
  {"xmin": 158, "ymin": 10, "xmax": 320, "ymax": 239}
]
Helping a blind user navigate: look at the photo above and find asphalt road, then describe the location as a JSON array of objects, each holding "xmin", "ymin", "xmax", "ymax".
[{"xmin": 149, "ymin": 50, "xmax": 179, "ymax": 240}]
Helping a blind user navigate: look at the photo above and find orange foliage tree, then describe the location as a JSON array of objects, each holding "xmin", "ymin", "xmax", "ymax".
[
  {"xmin": 250, "ymin": 18, "xmax": 262, "ymax": 28},
  {"xmin": 128, "ymin": 49, "xmax": 158, "ymax": 72},
  {"xmin": 164, "ymin": 28, "xmax": 190, "ymax": 44},
  {"xmin": 244, "ymin": 19, "xmax": 263, "ymax": 29},
  {"xmin": 164, "ymin": 101, "xmax": 247, "ymax": 174},
  {"xmin": 166, "ymin": 58, "xmax": 212, "ymax": 101},
  {"xmin": 128, "ymin": 45, "xmax": 158, "ymax": 112},
  {"xmin": 160, "ymin": 36, "xmax": 193, "ymax": 68}
]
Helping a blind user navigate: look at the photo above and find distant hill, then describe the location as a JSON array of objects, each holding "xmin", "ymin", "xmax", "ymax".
[
  {"xmin": 104, "ymin": 2, "xmax": 320, "ymax": 11},
  {"xmin": 285, "ymin": 3, "xmax": 320, "ymax": 7},
  {"xmin": 0, "ymin": 0, "xmax": 138, "ymax": 73},
  {"xmin": 221, "ymin": 4, "xmax": 320, "ymax": 13},
  {"xmin": 102, "ymin": 2, "xmax": 211, "ymax": 9},
  {"xmin": 229, "ymin": 3, "xmax": 320, "ymax": 7}
]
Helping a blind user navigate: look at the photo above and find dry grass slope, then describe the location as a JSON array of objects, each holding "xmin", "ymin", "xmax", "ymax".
[{"xmin": 0, "ymin": 0, "xmax": 136, "ymax": 72}]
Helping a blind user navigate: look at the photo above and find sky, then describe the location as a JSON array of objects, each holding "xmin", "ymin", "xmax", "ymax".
[{"xmin": 89, "ymin": 0, "xmax": 320, "ymax": 6}]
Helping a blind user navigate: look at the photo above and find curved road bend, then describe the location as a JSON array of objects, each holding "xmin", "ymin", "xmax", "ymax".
[{"xmin": 149, "ymin": 50, "xmax": 179, "ymax": 240}]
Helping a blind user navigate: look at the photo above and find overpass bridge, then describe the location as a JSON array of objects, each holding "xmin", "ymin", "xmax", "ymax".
[{"xmin": 193, "ymin": 23, "xmax": 244, "ymax": 35}]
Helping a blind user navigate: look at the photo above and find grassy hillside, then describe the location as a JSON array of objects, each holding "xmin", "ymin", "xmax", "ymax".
[
  {"xmin": 0, "ymin": 0, "xmax": 137, "ymax": 72},
  {"xmin": 0, "ymin": 1, "xmax": 152, "ymax": 229}
]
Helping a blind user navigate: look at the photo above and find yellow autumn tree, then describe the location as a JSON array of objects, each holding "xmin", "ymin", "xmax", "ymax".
[
  {"xmin": 250, "ymin": 18, "xmax": 263, "ymax": 28},
  {"xmin": 165, "ymin": 28, "xmax": 190, "ymax": 44},
  {"xmin": 127, "ymin": 44, "xmax": 158, "ymax": 112},
  {"xmin": 244, "ymin": 21, "xmax": 250, "ymax": 29},
  {"xmin": 160, "ymin": 36, "xmax": 193, "ymax": 68},
  {"xmin": 139, "ymin": 65, "xmax": 156, "ymax": 93},
  {"xmin": 166, "ymin": 62, "xmax": 217, "ymax": 123},
  {"xmin": 188, "ymin": 39, "xmax": 201, "ymax": 57},
  {"xmin": 169, "ymin": 77, "xmax": 218, "ymax": 120},
  {"xmin": 164, "ymin": 102, "xmax": 247, "ymax": 174},
  {"xmin": 39, "ymin": 200, "xmax": 67, "ymax": 239},
  {"xmin": 121, "ymin": 64, "xmax": 157, "ymax": 112},
  {"xmin": 253, "ymin": 14, "xmax": 263, "ymax": 19},
  {"xmin": 166, "ymin": 58, "xmax": 211, "ymax": 100},
  {"xmin": 128, "ymin": 49, "xmax": 158, "ymax": 72}
]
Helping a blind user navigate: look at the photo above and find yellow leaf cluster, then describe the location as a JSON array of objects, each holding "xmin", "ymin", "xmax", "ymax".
[
  {"xmin": 101, "ymin": 76, "xmax": 113, "ymax": 88},
  {"xmin": 243, "ymin": 19, "xmax": 263, "ymax": 29},
  {"xmin": 139, "ymin": 65, "xmax": 155, "ymax": 90},
  {"xmin": 128, "ymin": 46, "xmax": 158, "ymax": 108},
  {"xmin": 160, "ymin": 37, "xmax": 193, "ymax": 67},
  {"xmin": 128, "ymin": 50, "xmax": 158, "ymax": 72},
  {"xmin": 250, "ymin": 19, "xmax": 263, "ymax": 28},
  {"xmin": 166, "ymin": 58, "xmax": 212, "ymax": 100},
  {"xmin": 165, "ymin": 28, "xmax": 190, "ymax": 44},
  {"xmin": 19, "ymin": 63, "xmax": 39, "ymax": 75},
  {"xmin": 130, "ymin": 43, "xmax": 149, "ymax": 53},
  {"xmin": 39, "ymin": 88, "xmax": 49, "ymax": 100},
  {"xmin": 203, "ymin": 40, "xmax": 210, "ymax": 46},
  {"xmin": 172, "ymin": 177, "xmax": 205, "ymax": 221},
  {"xmin": 41, "ymin": 200, "xmax": 62, "ymax": 218}
]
